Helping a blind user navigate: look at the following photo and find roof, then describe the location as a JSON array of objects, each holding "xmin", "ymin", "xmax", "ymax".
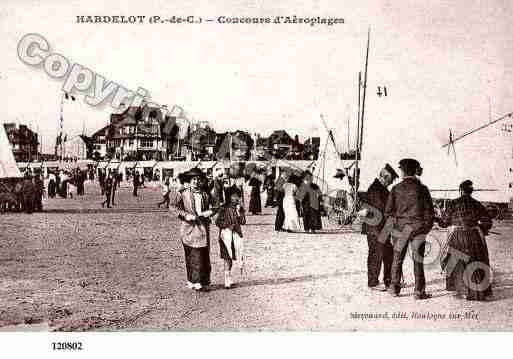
[{"xmin": 91, "ymin": 125, "xmax": 110, "ymax": 139}]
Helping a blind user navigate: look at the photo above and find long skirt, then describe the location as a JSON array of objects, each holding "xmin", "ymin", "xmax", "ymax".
[
  {"xmin": 282, "ymin": 195, "xmax": 300, "ymax": 231},
  {"xmin": 249, "ymin": 186, "xmax": 262, "ymax": 214},
  {"xmin": 442, "ymin": 228, "xmax": 492, "ymax": 300},
  {"xmin": 182, "ymin": 244, "xmax": 211, "ymax": 286},
  {"xmin": 58, "ymin": 181, "xmax": 68, "ymax": 198},
  {"xmin": 274, "ymin": 192, "xmax": 285, "ymax": 231},
  {"xmin": 265, "ymin": 188, "xmax": 275, "ymax": 207},
  {"xmin": 48, "ymin": 180, "xmax": 56, "ymax": 198}
]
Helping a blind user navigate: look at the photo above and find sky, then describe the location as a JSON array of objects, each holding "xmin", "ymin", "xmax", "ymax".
[{"xmin": 1, "ymin": 0, "xmax": 513, "ymax": 199}]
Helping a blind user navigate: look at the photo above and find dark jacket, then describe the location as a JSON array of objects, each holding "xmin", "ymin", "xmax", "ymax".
[
  {"xmin": 438, "ymin": 195, "xmax": 492, "ymax": 234},
  {"xmin": 362, "ymin": 178, "xmax": 390, "ymax": 236},
  {"xmin": 384, "ymin": 177, "xmax": 435, "ymax": 235}
]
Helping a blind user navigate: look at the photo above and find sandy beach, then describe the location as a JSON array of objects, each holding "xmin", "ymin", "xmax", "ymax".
[{"xmin": 1, "ymin": 182, "xmax": 512, "ymax": 331}]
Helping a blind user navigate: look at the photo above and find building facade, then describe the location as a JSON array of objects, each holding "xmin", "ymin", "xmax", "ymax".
[
  {"xmin": 61, "ymin": 135, "xmax": 91, "ymax": 161},
  {"xmin": 3, "ymin": 123, "xmax": 39, "ymax": 162}
]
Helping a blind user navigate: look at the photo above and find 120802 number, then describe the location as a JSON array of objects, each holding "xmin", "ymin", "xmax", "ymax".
[{"xmin": 52, "ymin": 342, "xmax": 83, "ymax": 350}]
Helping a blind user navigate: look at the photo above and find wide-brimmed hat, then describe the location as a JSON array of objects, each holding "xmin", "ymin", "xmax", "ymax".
[{"xmin": 183, "ymin": 167, "xmax": 206, "ymax": 179}]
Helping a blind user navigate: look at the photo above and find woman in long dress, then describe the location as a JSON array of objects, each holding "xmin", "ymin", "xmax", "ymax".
[
  {"xmin": 248, "ymin": 174, "xmax": 262, "ymax": 215},
  {"xmin": 47, "ymin": 172, "xmax": 56, "ymax": 198},
  {"xmin": 175, "ymin": 168, "xmax": 215, "ymax": 292},
  {"xmin": 438, "ymin": 180, "xmax": 493, "ymax": 301},
  {"xmin": 282, "ymin": 174, "xmax": 301, "ymax": 232},
  {"xmin": 264, "ymin": 174, "xmax": 275, "ymax": 207}
]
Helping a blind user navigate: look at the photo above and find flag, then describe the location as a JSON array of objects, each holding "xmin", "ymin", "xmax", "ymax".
[{"xmin": 162, "ymin": 116, "xmax": 176, "ymax": 136}]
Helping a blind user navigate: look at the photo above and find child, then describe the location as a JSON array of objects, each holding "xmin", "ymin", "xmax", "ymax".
[{"xmin": 215, "ymin": 186, "xmax": 246, "ymax": 289}]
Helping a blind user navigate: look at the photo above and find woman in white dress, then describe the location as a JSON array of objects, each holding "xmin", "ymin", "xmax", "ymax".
[{"xmin": 282, "ymin": 174, "xmax": 301, "ymax": 232}]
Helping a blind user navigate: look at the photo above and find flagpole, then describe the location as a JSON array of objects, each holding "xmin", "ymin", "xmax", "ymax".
[
  {"xmin": 59, "ymin": 92, "xmax": 65, "ymax": 162},
  {"xmin": 354, "ymin": 72, "xmax": 361, "ymax": 202}
]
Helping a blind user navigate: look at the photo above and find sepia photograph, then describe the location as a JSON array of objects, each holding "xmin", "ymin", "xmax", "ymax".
[{"xmin": 1, "ymin": 0, "xmax": 512, "ymax": 356}]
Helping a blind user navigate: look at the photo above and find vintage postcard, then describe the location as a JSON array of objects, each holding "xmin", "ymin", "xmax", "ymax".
[{"xmin": 1, "ymin": 0, "xmax": 512, "ymax": 355}]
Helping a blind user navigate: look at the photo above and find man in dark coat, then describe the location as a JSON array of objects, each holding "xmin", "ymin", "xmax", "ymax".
[
  {"xmin": 274, "ymin": 169, "xmax": 289, "ymax": 231},
  {"xmin": 360, "ymin": 164, "xmax": 398, "ymax": 290},
  {"xmin": 102, "ymin": 173, "xmax": 113, "ymax": 208},
  {"xmin": 99, "ymin": 170, "xmax": 105, "ymax": 195},
  {"xmin": 133, "ymin": 172, "xmax": 140, "ymax": 197},
  {"xmin": 383, "ymin": 158, "xmax": 435, "ymax": 300},
  {"xmin": 297, "ymin": 171, "xmax": 323, "ymax": 233}
]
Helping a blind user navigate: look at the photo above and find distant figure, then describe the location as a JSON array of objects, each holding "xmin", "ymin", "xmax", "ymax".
[
  {"xmin": 21, "ymin": 173, "xmax": 36, "ymax": 214},
  {"xmin": 384, "ymin": 158, "xmax": 435, "ymax": 300},
  {"xmin": 216, "ymin": 186, "xmax": 246, "ymax": 288},
  {"xmin": 274, "ymin": 170, "xmax": 289, "ymax": 231},
  {"xmin": 263, "ymin": 174, "xmax": 275, "ymax": 207},
  {"xmin": 111, "ymin": 172, "xmax": 121, "ymax": 205},
  {"xmin": 99, "ymin": 170, "xmax": 105, "ymax": 195},
  {"xmin": 47, "ymin": 172, "xmax": 56, "ymax": 198},
  {"xmin": 282, "ymin": 174, "xmax": 301, "ymax": 232},
  {"xmin": 59, "ymin": 171, "xmax": 69, "ymax": 198},
  {"xmin": 33, "ymin": 173, "xmax": 45, "ymax": 212},
  {"xmin": 133, "ymin": 172, "xmax": 140, "ymax": 197},
  {"xmin": 437, "ymin": 180, "xmax": 493, "ymax": 301},
  {"xmin": 248, "ymin": 174, "xmax": 262, "ymax": 215},
  {"xmin": 102, "ymin": 173, "xmax": 113, "ymax": 208}
]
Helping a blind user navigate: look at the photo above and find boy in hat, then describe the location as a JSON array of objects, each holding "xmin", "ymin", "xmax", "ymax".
[{"xmin": 384, "ymin": 158, "xmax": 435, "ymax": 299}]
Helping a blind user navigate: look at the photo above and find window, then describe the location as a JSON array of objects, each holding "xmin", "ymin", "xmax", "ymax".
[
  {"xmin": 129, "ymin": 139, "xmax": 134, "ymax": 147},
  {"xmin": 141, "ymin": 139, "xmax": 153, "ymax": 148}
]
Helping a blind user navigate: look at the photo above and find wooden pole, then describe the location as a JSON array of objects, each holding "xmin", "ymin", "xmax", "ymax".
[
  {"xmin": 359, "ymin": 28, "xmax": 370, "ymax": 158},
  {"xmin": 356, "ymin": 29, "xmax": 370, "ymax": 194},
  {"xmin": 354, "ymin": 72, "xmax": 361, "ymax": 201}
]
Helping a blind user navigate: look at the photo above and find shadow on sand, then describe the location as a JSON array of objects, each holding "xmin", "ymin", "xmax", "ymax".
[{"xmin": 207, "ymin": 269, "xmax": 366, "ymax": 291}]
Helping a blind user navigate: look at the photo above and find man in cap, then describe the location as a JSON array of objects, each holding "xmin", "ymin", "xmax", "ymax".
[
  {"xmin": 360, "ymin": 163, "xmax": 399, "ymax": 290},
  {"xmin": 384, "ymin": 158, "xmax": 435, "ymax": 299}
]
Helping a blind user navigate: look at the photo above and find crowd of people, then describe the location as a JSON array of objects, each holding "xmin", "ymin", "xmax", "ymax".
[
  {"xmin": 1, "ymin": 159, "xmax": 495, "ymax": 302},
  {"xmin": 168, "ymin": 158, "xmax": 495, "ymax": 302}
]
